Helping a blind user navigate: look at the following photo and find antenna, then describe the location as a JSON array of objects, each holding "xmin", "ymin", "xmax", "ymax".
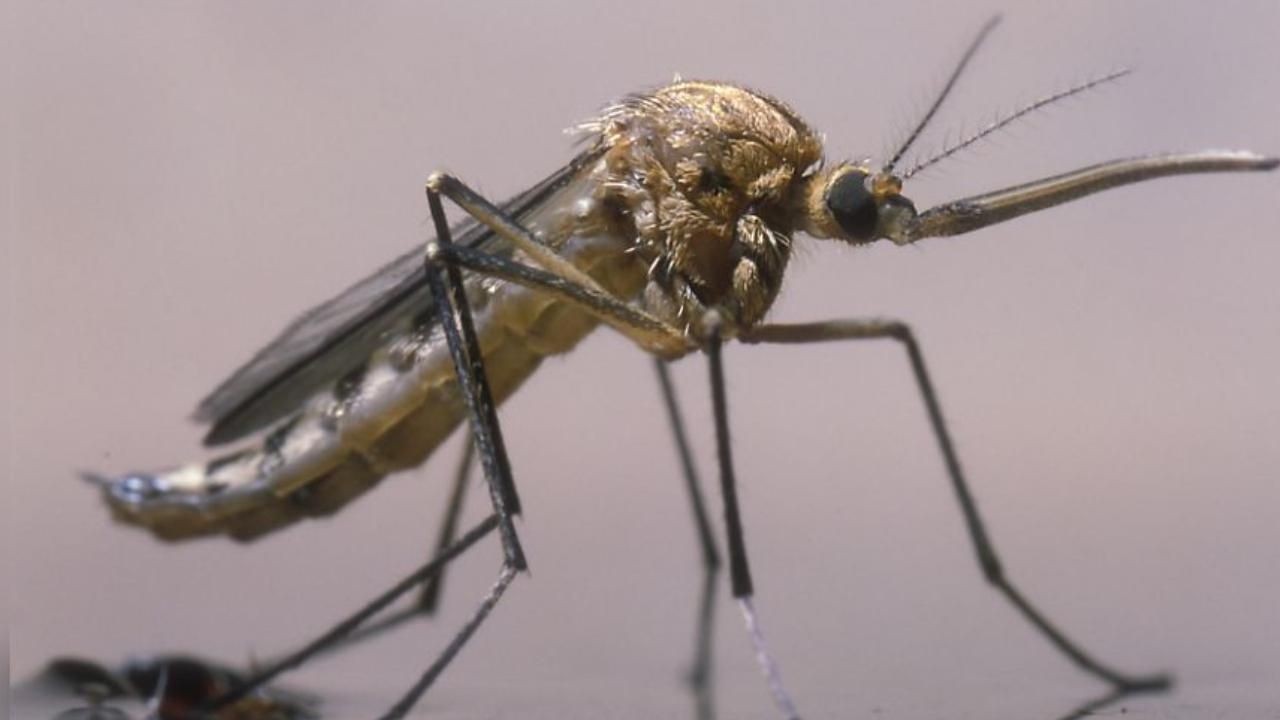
[
  {"xmin": 902, "ymin": 69, "xmax": 1131, "ymax": 179},
  {"xmin": 884, "ymin": 15, "xmax": 1001, "ymax": 172}
]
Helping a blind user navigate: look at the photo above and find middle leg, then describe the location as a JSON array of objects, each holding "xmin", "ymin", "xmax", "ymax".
[
  {"xmin": 703, "ymin": 316, "xmax": 803, "ymax": 720},
  {"xmin": 653, "ymin": 358, "xmax": 721, "ymax": 699}
]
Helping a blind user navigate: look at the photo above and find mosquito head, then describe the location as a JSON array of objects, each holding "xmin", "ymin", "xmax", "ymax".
[
  {"xmin": 800, "ymin": 162, "xmax": 917, "ymax": 245},
  {"xmin": 794, "ymin": 15, "xmax": 998, "ymax": 247}
]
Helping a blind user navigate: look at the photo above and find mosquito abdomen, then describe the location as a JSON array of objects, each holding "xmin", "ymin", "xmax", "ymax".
[{"xmin": 97, "ymin": 234, "xmax": 644, "ymax": 542}]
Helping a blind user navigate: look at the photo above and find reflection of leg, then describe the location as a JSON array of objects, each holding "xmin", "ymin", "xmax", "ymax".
[
  {"xmin": 744, "ymin": 319, "xmax": 1171, "ymax": 692},
  {"xmin": 1054, "ymin": 684, "xmax": 1159, "ymax": 720},
  {"xmin": 705, "ymin": 318, "xmax": 801, "ymax": 720},
  {"xmin": 690, "ymin": 568, "xmax": 720, "ymax": 720},
  {"xmin": 653, "ymin": 359, "xmax": 721, "ymax": 699}
]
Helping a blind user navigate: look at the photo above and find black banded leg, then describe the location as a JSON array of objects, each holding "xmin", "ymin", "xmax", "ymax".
[
  {"xmin": 743, "ymin": 319, "xmax": 1171, "ymax": 693},
  {"xmin": 704, "ymin": 317, "xmax": 802, "ymax": 720},
  {"xmin": 653, "ymin": 359, "xmax": 721, "ymax": 709}
]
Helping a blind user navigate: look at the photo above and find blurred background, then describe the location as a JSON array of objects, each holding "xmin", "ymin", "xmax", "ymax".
[{"xmin": 9, "ymin": 1, "xmax": 1279, "ymax": 718}]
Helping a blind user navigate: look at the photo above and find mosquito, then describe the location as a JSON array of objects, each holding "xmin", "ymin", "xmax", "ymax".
[{"xmin": 89, "ymin": 17, "xmax": 1276, "ymax": 720}]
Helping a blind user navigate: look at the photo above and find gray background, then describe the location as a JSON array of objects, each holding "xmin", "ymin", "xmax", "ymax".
[{"xmin": 9, "ymin": 1, "xmax": 1279, "ymax": 718}]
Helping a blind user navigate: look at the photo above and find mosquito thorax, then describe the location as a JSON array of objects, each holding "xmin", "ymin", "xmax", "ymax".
[
  {"xmin": 587, "ymin": 80, "xmax": 825, "ymax": 331},
  {"xmin": 800, "ymin": 163, "xmax": 918, "ymax": 245}
]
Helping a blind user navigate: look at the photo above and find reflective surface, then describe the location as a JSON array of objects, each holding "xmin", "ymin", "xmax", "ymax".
[{"xmin": 10, "ymin": 1, "xmax": 1279, "ymax": 718}]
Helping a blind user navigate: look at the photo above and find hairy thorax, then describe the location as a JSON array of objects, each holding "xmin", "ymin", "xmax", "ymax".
[{"xmin": 582, "ymin": 81, "xmax": 824, "ymax": 336}]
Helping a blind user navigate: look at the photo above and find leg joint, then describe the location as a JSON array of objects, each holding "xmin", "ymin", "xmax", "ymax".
[
  {"xmin": 424, "ymin": 170, "xmax": 456, "ymax": 194},
  {"xmin": 880, "ymin": 319, "xmax": 914, "ymax": 344}
]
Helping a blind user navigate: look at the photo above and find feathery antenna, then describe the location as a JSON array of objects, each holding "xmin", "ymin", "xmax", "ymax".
[
  {"xmin": 884, "ymin": 15, "xmax": 1002, "ymax": 172},
  {"xmin": 901, "ymin": 69, "xmax": 1131, "ymax": 179}
]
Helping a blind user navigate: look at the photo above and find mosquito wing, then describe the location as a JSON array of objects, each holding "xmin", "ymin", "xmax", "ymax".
[{"xmin": 195, "ymin": 146, "xmax": 605, "ymax": 446}]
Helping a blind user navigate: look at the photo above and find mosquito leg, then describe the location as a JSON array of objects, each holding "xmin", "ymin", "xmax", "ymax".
[
  {"xmin": 203, "ymin": 515, "xmax": 500, "ymax": 712},
  {"xmin": 345, "ymin": 182, "xmax": 544, "ymax": 720},
  {"xmin": 333, "ymin": 181, "xmax": 541, "ymax": 720},
  {"xmin": 206, "ymin": 187, "xmax": 558, "ymax": 714},
  {"xmin": 221, "ymin": 181, "xmax": 542, "ymax": 717},
  {"xmin": 742, "ymin": 319, "xmax": 1171, "ymax": 693},
  {"xmin": 425, "ymin": 184, "xmax": 525, "ymax": 564},
  {"xmin": 704, "ymin": 315, "xmax": 802, "ymax": 720},
  {"xmin": 301, "ymin": 436, "xmax": 479, "ymax": 655},
  {"xmin": 426, "ymin": 172, "xmax": 691, "ymax": 356},
  {"xmin": 653, "ymin": 359, "xmax": 721, "ymax": 695},
  {"xmin": 375, "ymin": 563, "xmax": 519, "ymax": 720},
  {"xmin": 419, "ymin": 432, "xmax": 477, "ymax": 614},
  {"xmin": 654, "ymin": 360, "xmax": 720, "ymax": 570},
  {"xmin": 364, "ymin": 176, "xmax": 700, "ymax": 716},
  {"xmin": 212, "ymin": 174, "xmax": 681, "ymax": 717}
]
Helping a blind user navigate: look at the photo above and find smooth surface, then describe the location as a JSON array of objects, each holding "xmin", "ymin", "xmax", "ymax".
[{"xmin": 10, "ymin": 2, "xmax": 1279, "ymax": 718}]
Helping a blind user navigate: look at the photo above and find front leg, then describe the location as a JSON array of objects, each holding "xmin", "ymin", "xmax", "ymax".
[{"xmin": 743, "ymin": 319, "xmax": 1171, "ymax": 693}]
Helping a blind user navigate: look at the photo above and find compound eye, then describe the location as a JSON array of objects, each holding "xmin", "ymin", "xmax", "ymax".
[{"xmin": 826, "ymin": 169, "xmax": 878, "ymax": 240}]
